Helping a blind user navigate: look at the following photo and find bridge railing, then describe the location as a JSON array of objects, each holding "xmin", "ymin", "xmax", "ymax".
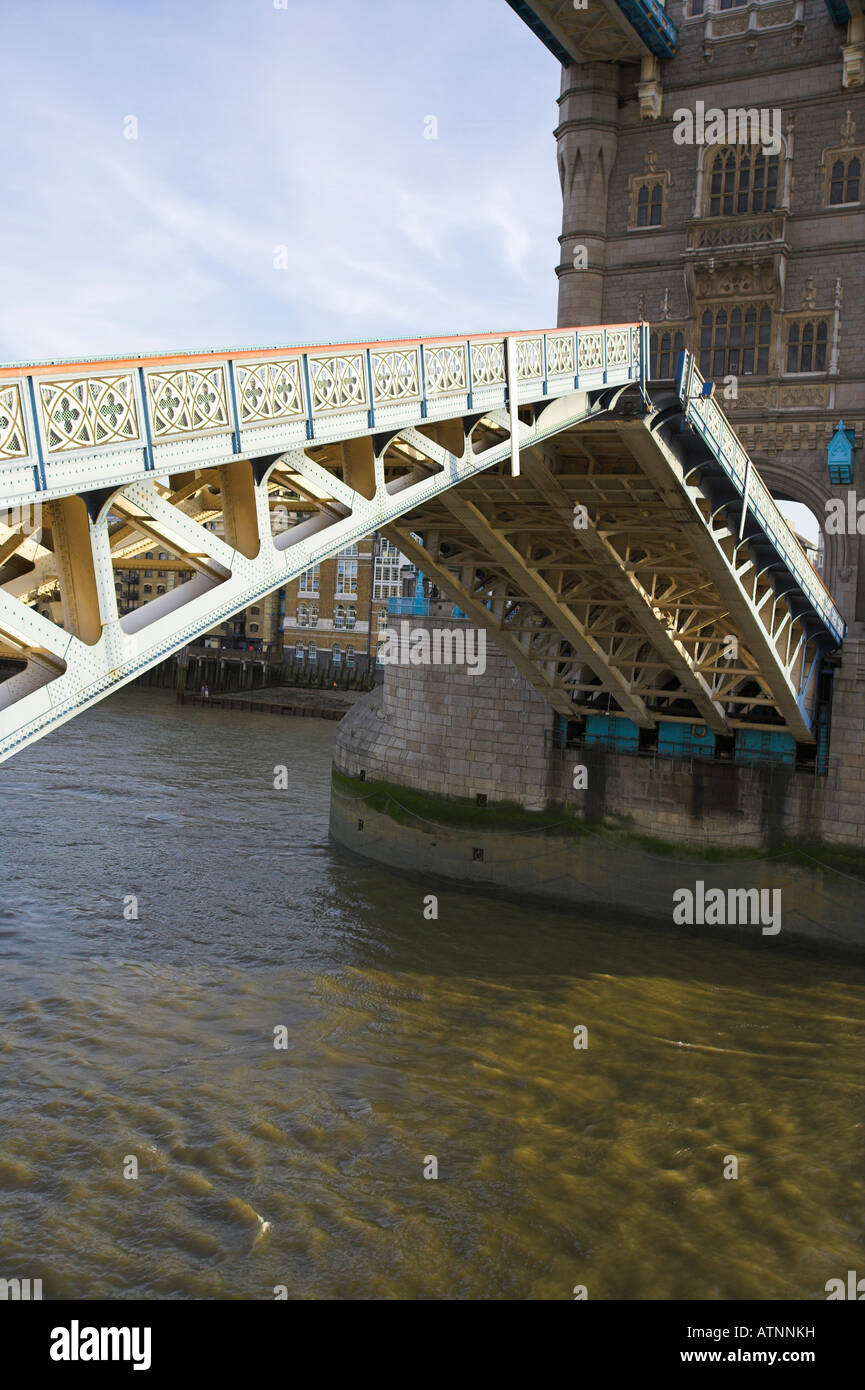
[
  {"xmin": 675, "ymin": 350, "xmax": 845, "ymax": 645},
  {"xmin": 0, "ymin": 324, "xmax": 644, "ymax": 506}
]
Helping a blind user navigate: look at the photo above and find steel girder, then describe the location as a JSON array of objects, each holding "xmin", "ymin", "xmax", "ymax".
[
  {"xmin": 0, "ymin": 324, "xmax": 846, "ymax": 761},
  {"xmin": 0, "ymin": 389, "xmax": 612, "ymax": 762},
  {"xmin": 385, "ymin": 410, "xmax": 841, "ymax": 744}
]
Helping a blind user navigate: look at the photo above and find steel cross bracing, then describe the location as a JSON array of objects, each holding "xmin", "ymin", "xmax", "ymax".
[{"xmin": 0, "ymin": 323, "xmax": 844, "ymax": 762}]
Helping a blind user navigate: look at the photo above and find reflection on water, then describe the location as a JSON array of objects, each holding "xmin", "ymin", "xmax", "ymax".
[{"xmin": 0, "ymin": 689, "xmax": 862, "ymax": 1299}]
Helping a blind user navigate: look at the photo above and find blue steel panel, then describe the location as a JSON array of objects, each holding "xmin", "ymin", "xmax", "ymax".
[
  {"xmin": 658, "ymin": 721, "xmax": 715, "ymax": 759},
  {"xmin": 735, "ymin": 729, "xmax": 796, "ymax": 767},
  {"xmin": 585, "ymin": 714, "xmax": 640, "ymax": 751}
]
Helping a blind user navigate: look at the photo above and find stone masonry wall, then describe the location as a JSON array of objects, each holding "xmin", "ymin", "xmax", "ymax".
[{"xmin": 333, "ymin": 620, "xmax": 865, "ymax": 849}]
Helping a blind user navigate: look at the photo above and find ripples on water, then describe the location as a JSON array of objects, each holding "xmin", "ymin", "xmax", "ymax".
[{"xmin": 0, "ymin": 689, "xmax": 862, "ymax": 1299}]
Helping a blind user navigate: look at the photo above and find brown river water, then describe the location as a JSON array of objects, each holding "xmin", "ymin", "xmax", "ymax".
[{"xmin": 0, "ymin": 688, "xmax": 862, "ymax": 1299}]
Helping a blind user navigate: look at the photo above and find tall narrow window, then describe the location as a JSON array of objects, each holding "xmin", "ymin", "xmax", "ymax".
[
  {"xmin": 786, "ymin": 319, "xmax": 829, "ymax": 373},
  {"xmin": 634, "ymin": 179, "xmax": 665, "ymax": 228},
  {"xmin": 649, "ymin": 329, "xmax": 685, "ymax": 378},
  {"xmin": 336, "ymin": 557, "xmax": 358, "ymax": 596},
  {"xmin": 829, "ymin": 155, "xmax": 861, "ymax": 205}
]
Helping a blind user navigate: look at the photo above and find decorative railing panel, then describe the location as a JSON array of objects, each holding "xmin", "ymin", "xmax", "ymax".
[
  {"xmin": 40, "ymin": 374, "xmax": 139, "ymax": 453},
  {"xmin": 0, "ymin": 325, "xmax": 644, "ymax": 498},
  {"xmin": 0, "ymin": 383, "xmax": 29, "ymax": 462}
]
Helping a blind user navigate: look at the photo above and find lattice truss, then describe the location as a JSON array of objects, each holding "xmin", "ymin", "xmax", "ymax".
[
  {"xmin": 0, "ymin": 393, "xmax": 595, "ymax": 762},
  {"xmin": 0, "ymin": 385, "xmax": 831, "ymax": 762},
  {"xmin": 385, "ymin": 414, "xmax": 827, "ymax": 742}
]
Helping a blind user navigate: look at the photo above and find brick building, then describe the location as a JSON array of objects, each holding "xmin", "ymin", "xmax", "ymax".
[{"xmin": 279, "ymin": 534, "xmax": 406, "ymax": 674}]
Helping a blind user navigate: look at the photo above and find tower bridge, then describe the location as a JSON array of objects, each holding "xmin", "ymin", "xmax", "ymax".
[{"xmin": 0, "ymin": 323, "xmax": 844, "ymax": 764}]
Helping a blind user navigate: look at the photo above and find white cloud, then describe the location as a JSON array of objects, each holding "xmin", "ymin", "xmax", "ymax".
[{"xmin": 0, "ymin": 0, "xmax": 561, "ymax": 362}]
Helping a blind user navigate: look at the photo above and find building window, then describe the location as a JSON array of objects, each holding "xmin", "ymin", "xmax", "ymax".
[
  {"xmin": 143, "ymin": 584, "xmax": 152, "ymax": 593},
  {"xmin": 308, "ymin": 640, "xmax": 317, "ymax": 663},
  {"xmin": 295, "ymin": 641, "xmax": 305, "ymax": 662},
  {"xmin": 718, "ymin": 0, "xmax": 746, "ymax": 7},
  {"xmin": 637, "ymin": 182, "xmax": 663, "ymax": 227},
  {"xmin": 346, "ymin": 645, "xmax": 356, "ymax": 667},
  {"xmin": 250, "ymin": 623, "xmax": 259, "ymax": 633},
  {"xmin": 144, "ymin": 570, "xmax": 153, "ymax": 577},
  {"xmin": 377, "ymin": 608, "xmax": 388, "ymax": 630},
  {"xmin": 689, "ymin": 0, "xmax": 704, "ymax": 13},
  {"xmin": 707, "ymin": 147, "xmax": 778, "ymax": 217},
  {"xmin": 346, "ymin": 606, "xmax": 356, "ymax": 630},
  {"xmin": 336, "ymin": 557, "xmax": 358, "ymax": 596},
  {"xmin": 158, "ymin": 570, "xmax": 166, "ymax": 578},
  {"xmin": 649, "ymin": 327, "xmax": 685, "ymax": 378},
  {"xmin": 628, "ymin": 171, "xmax": 670, "ymax": 231},
  {"xmin": 298, "ymin": 603, "xmax": 309, "ymax": 628},
  {"xmin": 156, "ymin": 585, "xmax": 166, "ymax": 595},
  {"xmin": 332, "ymin": 644, "xmax": 342, "ymax": 666},
  {"xmin": 309, "ymin": 605, "xmax": 319, "ymax": 627},
  {"xmin": 298, "ymin": 565, "xmax": 320, "ymax": 595},
  {"xmin": 699, "ymin": 304, "xmax": 771, "ymax": 377},
  {"xmin": 373, "ymin": 538, "xmax": 402, "ymax": 600},
  {"xmin": 334, "ymin": 604, "xmax": 346, "ymax": 630},
  {"xmin": 250, "ymin": 606, "xmax": 260, "ymax": 615},
  {"xmin": 829, "ymin": 155, "xmax": 861, "ymax": 206},
  {"xmin": 158, "ymin": 551, "xmax": 168, "ymax": 560},
  {"xmin": 785, "ymin": 319, "xmax": 829, "ymax": 373}
]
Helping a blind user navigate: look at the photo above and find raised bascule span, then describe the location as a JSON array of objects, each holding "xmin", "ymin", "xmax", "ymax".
[{"xmin": 0, "ymin": 323, "xmax": 845, "ymax": 764}]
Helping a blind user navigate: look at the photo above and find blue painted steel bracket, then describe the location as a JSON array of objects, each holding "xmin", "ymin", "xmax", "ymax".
[
  {"xmin": 504, "ymin": 0, "xmax": 574, "ymax": 65},
  {"xmin": 824, "ymin": 0, "xmax": 851, "ymax": 24},
  {"xmin": 615, "ymin": 0, "xmax": 678, "ymax": 57},
  {"xmin": 507, "ymin": 0, "xmax": 678, "ymax": 61}
]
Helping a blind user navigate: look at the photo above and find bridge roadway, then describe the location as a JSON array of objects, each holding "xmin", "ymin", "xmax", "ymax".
[{"xmin": 0, "ymin": 324, "xmax": 845, "ymax": 762}]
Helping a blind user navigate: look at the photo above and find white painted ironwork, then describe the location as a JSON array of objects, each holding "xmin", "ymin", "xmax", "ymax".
[
  {"xmin": 677, "ymin": 350, "xmax": 845, "ymax": 642},
  {"xmin": 0, "ymin": 323, "xmax": 846, "ymax": 764}
]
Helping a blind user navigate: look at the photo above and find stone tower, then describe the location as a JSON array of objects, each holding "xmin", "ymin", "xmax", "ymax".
[{"xmin": 509, "ymin": 0, "xmax": 865, "ymax": 628}]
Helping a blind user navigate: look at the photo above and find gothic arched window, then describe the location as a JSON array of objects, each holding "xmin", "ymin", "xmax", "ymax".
[
  {"xmin": 649, "ymin": 328, "xmax": 685, "ymax": 379},
  {"xmin": 786, "ymin": 319, "xmax": 829, "ymax": 373},
  {"xmin": 829, "ymin": 155, "xmax": 861, "ymax": 205},
  {"xmin": 707, "ymin": 147, "xmax": 779, "ymax": 217},
  {"xmin": 699, "ymin": 305, "xmax": 771, "ymax": 377},
  {"xmin": 636, "ymin": 182, "xmax": 663, "ymax": 227}
]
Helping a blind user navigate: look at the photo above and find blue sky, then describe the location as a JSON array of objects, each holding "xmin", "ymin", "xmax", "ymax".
[{"xmin": 0, "ymin": 0, "xmax": 562, "ymax": 363}]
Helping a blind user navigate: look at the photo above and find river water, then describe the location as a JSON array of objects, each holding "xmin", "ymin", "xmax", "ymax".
[{"xmin": 0, "ymin": 688, "xmax": 862, "ymax": 1300}]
